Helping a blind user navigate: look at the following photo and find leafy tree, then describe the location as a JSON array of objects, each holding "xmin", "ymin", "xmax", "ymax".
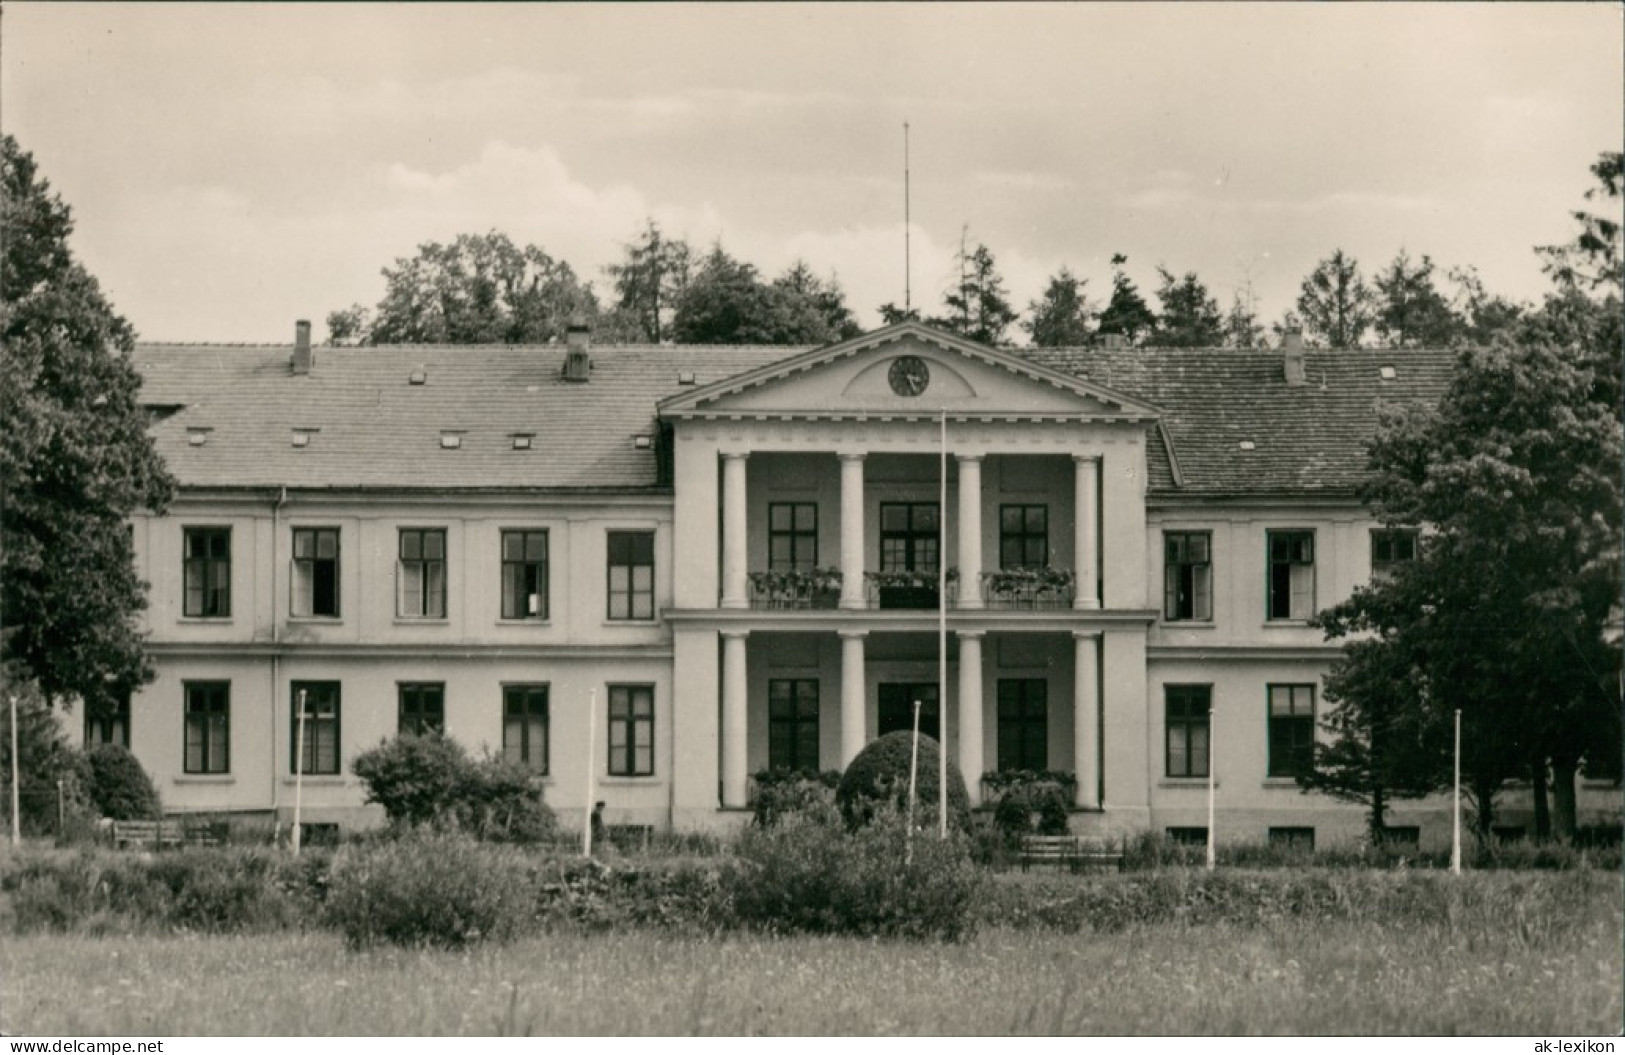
[
  {"xmin": 1372, "ymin": 250, "xmax": 1459, "ymax": 347},
  {"xmin": 1023, "ymin": 267, "xmax": 1095, "ymax": 347},
  {"xmin": 1095, "ymin": 254, "xmax": 1157, "ymax": 345},
  {"xmin": 1538, "ymin": 150, "xmax": 1623, "ymax": 294},
  {"xmin": 931, "ymin": 235, "xmax": 1017, "ymax": 346},
  {"xmin": 352, "ymin": 231, "xmax": 597, "ymax": 345},
  {"xmin": 604, "ymin": 218, "xmax": 692, "ymax": 343},
  {"xmin": 1152, "ymin": 267, "xmax": 1225, "ymax": 347},
  {"xmin": 774, "ymin": 261, "xmax": 861, "ymax": 341},
  {"xmin": 0, "ymin": 135, "xmax": 174, "ymax": 711},
  {"xmin": 1222, "ymin": 292, "xmax": 1266, "ymax": 349},
  {"xmin": 671, "ymin": 245, "xmax": 835, "ymax": 345},
  {"xmin": 1446, "ymin": 265, "xmax": 1524, "ymax": 345},
  {"xmin": 0, "ymin": 667, "xmax": 91, "ymax": 833},
  {"xmin": 1297, "ymin": 249, "xmax": 1375, "ymax": 349}
]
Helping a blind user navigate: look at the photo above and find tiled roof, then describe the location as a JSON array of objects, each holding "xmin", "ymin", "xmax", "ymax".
[
  {"xmin": 134, "ymin": 343, "xmax": 790, "ymax": 491},
  {"xmin": 135, "ymin": 337, "xmax": 1455, "ymax": 497},
  {"xmin": 1025, "ymin": 344, "xmax": 1455, "ymax": 497}
]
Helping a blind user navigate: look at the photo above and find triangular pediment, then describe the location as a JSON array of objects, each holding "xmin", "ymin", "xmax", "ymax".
[{"xmin": 657, "ymin": 322, "xmax": 1161, "ymax": 422}]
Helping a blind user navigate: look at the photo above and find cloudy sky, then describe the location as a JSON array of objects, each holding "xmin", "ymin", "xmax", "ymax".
[{"xmin": 6, "ymin": 3, "xmax": 1620, "ymax": 344}]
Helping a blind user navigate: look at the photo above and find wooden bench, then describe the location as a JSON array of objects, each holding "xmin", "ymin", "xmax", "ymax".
[
  {"xmin": 110, "ymin": 819, "xmax": 225, "ymax": 850},
  {"xmin": 1017, "ymin": 834, "xmax": 1124, "ymax": 873}
]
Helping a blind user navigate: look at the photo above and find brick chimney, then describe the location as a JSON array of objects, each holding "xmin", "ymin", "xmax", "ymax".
[
  {"xmin": 1282, "ymin": 328, "xmax": 1306, "ymax": 386},
  {"xmin": 292, "ymin": 320, "xmax": 314, "ymax": 376},
  {"xmin": 1099, "ymin": 332, "xmax": 1126, "ymax": 350},
  {"xmin": 562, "ymin": 314, "xmax": 591, "ymax": 382}
]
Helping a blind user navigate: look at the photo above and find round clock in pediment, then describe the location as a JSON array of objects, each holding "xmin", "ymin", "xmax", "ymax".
[{"xmin": 888, "ymin": 355, "xmax": 930, "ymax": 397}]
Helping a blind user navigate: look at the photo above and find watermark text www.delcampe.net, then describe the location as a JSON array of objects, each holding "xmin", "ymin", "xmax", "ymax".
[{"xmin": 9, "ymin": 1042, "xmax": 163, "ymax": 1053}]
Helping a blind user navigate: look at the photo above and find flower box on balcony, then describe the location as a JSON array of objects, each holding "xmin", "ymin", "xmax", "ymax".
[
  {"xmin": 748, "ymin": 568, "xmax": 843, "ymax": 610},
  {"xmin": 981, "ymin": 566, "xmax": 1076, "ymax": 609}
]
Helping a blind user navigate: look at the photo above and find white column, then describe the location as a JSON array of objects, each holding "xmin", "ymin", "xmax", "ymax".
[
  {"xmin": 1074, "ymin": 455, "xmax": 1100, "ymax": 610},
  {"xmin": 958, "ymin": 631, "xmax": 985, "ymax": 804},
  {"xmin": 956, "ymin": 454, "xmax": 984, "ymax": 609},
  {"xmin": 721, "ymin": 630, "xmax": 749, "ymax": 807},
  {"xmin": 839, "ymin": 453, "xmax": 866, "ymax": 609},
  {"xmin": 721, "ymin": 453, "xmax": 749, "ymax": 609},
  {"xmin": 1073, "ymin": 631, "xmax": 1100, "ymax": 808},
  {"xmin": 839, "ymin": 630, "xmax": 868, "ymax": 764}
]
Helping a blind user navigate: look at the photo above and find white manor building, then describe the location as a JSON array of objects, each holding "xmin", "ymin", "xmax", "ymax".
[{"xmin": 109, "ymin": 319, "xmax": 1613, "ymax": 847}]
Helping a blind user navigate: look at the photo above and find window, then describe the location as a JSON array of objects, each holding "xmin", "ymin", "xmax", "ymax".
[
  {"xmin": 999, "ymin": 505, "xmax": 1049, "ymax": 568},
  {"xmin": 184, "ymin": 682, "xmax": 229, "ymax": 774},
  {"xmin": 996, "ymin": 679, "xmax": 1048, "ymax": 771},
  {"xmin": 768, "ymin": 679, "xmax": 820, "ymax": 771},
  {"xmin": 501, "ymin": 530, "xmax": 549, "ymax": 620},
  {"xmin": 878, "ymin": 683, "xmax": 939, "ymax": 742},
  {"xmin": 1165, "ymin": 685, "xmax": 1211, "ymax": 778},
  {"xmin": 1267, "ymin": 684, "xmax": 1315, "ymax": 778},
  {"xmin": 768, "ymin": 504, "xmax": 818, "ymax": 572},
  {"xmin": 397, "ymin": 682, "xmax": 444, "ymax": 736},
  {"xmin": 1163, "ymin": 532, "xmax": 1212, "ymax": 622},
  {"xmin": 1166, "ymin": 827, "xmax": 1208, "ymax": 847},
  {"xmin": 183, "ymin": 527, "xmax": 231, "ymax": 617},
  {"xmin": 290, "ymin": 682, "xmax": 340, "ymax": 775},
  {"xmin": 398, "ymin": 529, "xmax": 446, "ymax": 619},
  {"xmin": 1266, "ymin": 530, "xmax": 1315, "ymax": 621},
  {"xmin": 502, "ymin": 685, "xmax": 549, "ymax": 773},
  {"xmin": 607, "ymin": 685, "xmax": 654, "ymax": 776},
  {"xmin": 84, "ymin": 691, "xmax": 130, "ymax": 750},
  {"xmin": 879, "ymin": 503, "xmax": 939, "ymax": 574},
  {"xmin": 1371, "ymin": 529, "xmax": 1418, "ymax": 582},
  {"xmin": 1268, "ymin": 826, "xmax": 1315, "ymax": 852},
  {"xmin": 607, "ymin": 531, "xmax": 655, "ymax": 620},
  {"xmin": 291, "ymin": 528, "xmax": 340, "ymax": 618}
]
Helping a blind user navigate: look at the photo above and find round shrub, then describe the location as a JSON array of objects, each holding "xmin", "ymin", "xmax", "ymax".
[
  {"xmin": 352, "ymin": 733, "xmax": 473, "ymax": 827},
  {"xmin": 324, "ymin": 833, "xmax": 535, "ymax": 949},
  {"xmin": 460, "ymin": 758, "xmax": 558, "ymax": 844},
  {"xmin": 83, "ymin": 745, "xmax": 160, "ymax": 821},
  {"xmin": 836, "ymin": 732, "xmax": 971, "ymax": 831}
]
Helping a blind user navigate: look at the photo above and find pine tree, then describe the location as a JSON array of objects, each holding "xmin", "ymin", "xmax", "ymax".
[
  {"xmin": 1152, "ymin": 267, "xmax": 1225, "ymax": 347},
  {"xmin": 1024, "ymin": 268, "xmax": 1095, "ymax": 347},
  {"xmin": 1096, "ymin": 254, "xmax": 1157, "ymax": 345},
  {"xmin": 1373, "ymin": 250, "xmax": 1459, "ymax": 348},
  {"xmin": 1297, "ymin": 249, "xmax": 1375, "ymax": 349},
  {"xmin": 932, "ymin": 233, "xmax": 1017, "ymax": 345}
]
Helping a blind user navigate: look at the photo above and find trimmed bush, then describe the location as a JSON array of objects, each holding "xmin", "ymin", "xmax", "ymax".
[
  {"xmin": 324, "ymin": 833, "xmax": 535, "ymax": 949},
  {"xmin": 83, "ymin": 745, "xmax": 160, "ymax": 821},
  {"xmin": 726, "ymin": 806, "xmax": 984, "ymax": 940},
  {"xmin": 836, "ymin": 732, "xmax": 971, "ymax": 831},
  {"xmin": 352, "ymin": 733, "xmax": 472, "ymax": 827}
]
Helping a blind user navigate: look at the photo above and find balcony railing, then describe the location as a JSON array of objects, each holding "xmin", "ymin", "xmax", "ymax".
[
  {"xmin": 743, "ymin": 566, "xmax": 1082, "ymax": 611},
  {"xmin": 748, "ymin": 569, "xmax": 843, "ymax": 610},
  {"xmin": 979, "ymin": 567, "xmax": 1076, "ymax": 610}
]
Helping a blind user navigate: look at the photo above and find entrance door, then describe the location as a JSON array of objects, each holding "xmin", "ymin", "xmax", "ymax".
[{"xmin": 878, "ymin": 683, "xmax": 940, "ymax": 742}]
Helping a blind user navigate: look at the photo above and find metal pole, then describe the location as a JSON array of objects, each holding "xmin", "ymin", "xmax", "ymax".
[
  {"xmin": 903, "ymin": 121, "xmax": 911, "ymax": 315},
  {"xmin": 938, "ymin": 408, "xmax": 948, "ymax": 839},
  {"xmin": 906, "ymin": 699, "xmax": 921, "ymax": 865},
  {"xmin": 583, "ymin": 687, "xmax": 598, "ymax": 857},
  {"xmin": 291, "ymin": 688, "xmax": 307, "ymax": 857},
  {"xmin": 1206, "ymin": 706, "xmax": 1217, "ymax": 871},
  {"xmin": 9, "ymin": 694, "xmax": 20, "ymax": 849},
  {"xmin": 1450, "ymin": 708, "xmax": 1461, "ymax": 875}
]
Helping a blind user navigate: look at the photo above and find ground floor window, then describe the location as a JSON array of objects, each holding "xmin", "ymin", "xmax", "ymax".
[
  {"xmin": 996, "ymin": 679, "xmax": 1048, "ymax": 771},
  {"xmin": 1165, "ymin": 684, "xmax": 1212, "ymax": 778},
  {"xmin": 397, "ymin": 682, "xmax": 444, "ymax": 736},
  {"xmin": 878, "ymin": 683, "xmax": 939, "ymax": 742},
  {"xmin": 502, "ymin": 685, "xmax": 549, "ymax": 773},
  {"xmin": 608, "ymin": 684, "xmax": 654, "ymax": 776},
  {"xmin": 183, "ymin": 682, "xmax": 229, "ymax": 774},
  {"xmin": 84, "ymin": 691, "xmax": 131, "ymax": 750},
  {"xmin": 767, "ymin": 679, "xmax": 819, "ymax": 772},
  {"xmin": 1267, "ymin": 684, "xmax": 1315, "ymax": 777},
  {"xmin": 291, "ymin": 681, "xmax": 340, "ymax": 775}
]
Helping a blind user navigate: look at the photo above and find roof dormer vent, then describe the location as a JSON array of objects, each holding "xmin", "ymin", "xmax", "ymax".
[
  {"xmin": 678, "ymin": 371, "xmax": 696, "ymax": 385},
  {"xmin": 409, "ymin": 369, "xmax": 427, "ymax": 386},
  {"xmin": 1379, "ymin": 365, "xmax": 1397, "ymax": 381},
  {"xmin": 186, "ymin": 427, "xmax": 211, "ymax": 447},
  {"xmin": 440, "ymin": 431, "xmax": 464, "ymax": 450}
]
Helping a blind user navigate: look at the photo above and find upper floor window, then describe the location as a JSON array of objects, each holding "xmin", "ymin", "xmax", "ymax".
[
  {"xmin": 880, "ymin": 503, "xmax": 939, "ymax": 574},
  {"xmin": 1267, "ymin": 683, "xmax": 1316, "ymax": 778},
  {"xmin": 1371, "ymin": 529, "xmax": 1418, "ymax": 582},
  {"xmin": 607, "ymin": 531, "xmax": 655, "ymax": 621},
  {"xmin": 184, "ymin": 681, "xmax": 229, "ymax": 774},
  {"xmin": 999, "ymin": 505, "xmax": 1049, "ymax": 569},
  {"xmin": 398, "ymin": 682, "xmax": 444, "ymax": 736},
  {"xmin": 183, "ymin": 527, "xmax": 231, "ymax": 618},
  {"xmin": 996, "ymin": 679, "xmax": 1048, "ymax": 771},
  {"xmin": 398, "ymin": 529, "xmax": 447, "ymax": 619},
  {"xmin": 1165, "ymin": 685, "xmax": 1211, "ymax": 778},
  {"xmin": 1266, "ymin": 530, "xmax": 1315, "ymax": 621},
  {"xmin": 291, "ymin": 528, "xmax": 340, "ymax": 618},
  {"xmin": 501, "ymin": 530, "xmax": 549, "ymax": 620},
  {"xmin": 503, "ymin": 685, "xmax": 549, "ymax": 773},
  {"xmin": 291, "ymin": 681, "xmax": 341, "ymax": 776},
  {"xmin": 768, "ymin": 679, "xmax": 820, "ymax": 772},
  {"xmin": 85, "ymin": 690, "xmax": 130, "ymax": 750},
  {"xmin": 768, "ymin": 503, "xmax": 818, "ymax": 572},
  {"xmin": 1163, "ymin": 531, "xmax": 1212, "ymax": 622},
  {"xmin": 608, "ymin": 684, "xmax": 655, "ymax": 776}
]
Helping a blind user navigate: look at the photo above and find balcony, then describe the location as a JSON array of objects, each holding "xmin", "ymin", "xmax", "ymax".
[
  {"xmin": 748, "ymin": 569, "xmax": 843, "ymax": 610},
  {"xmin": 743, "ymin": 566, "xmax": 1083, "ymax": 611},
  {"xmin": 979, "ymin": 567, "xmax": 1076, "ymax": 610}
]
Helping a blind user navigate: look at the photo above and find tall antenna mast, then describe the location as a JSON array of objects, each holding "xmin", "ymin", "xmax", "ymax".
[{"xmin": 904, "ymin": 120, "xmax": 912, "ymax": 315}]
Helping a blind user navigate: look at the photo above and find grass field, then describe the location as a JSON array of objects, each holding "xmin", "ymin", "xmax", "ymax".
[{"xmin": 3, "ymin": 900, "xmax": 1620, "ymax": 1036}]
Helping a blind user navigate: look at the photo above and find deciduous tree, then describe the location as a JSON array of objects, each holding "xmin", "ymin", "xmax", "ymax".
[
  {"xmin": 671, "ymin": 245, "xmax": 833, "ymax": 345},
  {"xmin": 604, "ymin": 219, "xmax": 692, "ymax": 344}
]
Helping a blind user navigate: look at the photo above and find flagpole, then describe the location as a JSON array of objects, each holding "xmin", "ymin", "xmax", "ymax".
[
  {"xmin": 583, "ymin": 687, "xmax": 598, "ymax": 858},
  {"xmin": 1450, "ymin": 707, "xmax": 1461, "ymax": 875},
  {"xmin": 938, "ymin": 408, "xmax": 948, "ymax": 839},
  {"xmin": 906, "ymin": 699, "xmax": 921, "ymax": 865},
  {"xmin": 1205, "ymin": 705, "xmax": 1216, "ymax": 871}
]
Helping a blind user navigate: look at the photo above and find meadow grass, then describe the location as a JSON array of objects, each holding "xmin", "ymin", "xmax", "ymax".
[{"xmin": 3, "ymin": 893, "xmax": 1619, "ymax": 1036}]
